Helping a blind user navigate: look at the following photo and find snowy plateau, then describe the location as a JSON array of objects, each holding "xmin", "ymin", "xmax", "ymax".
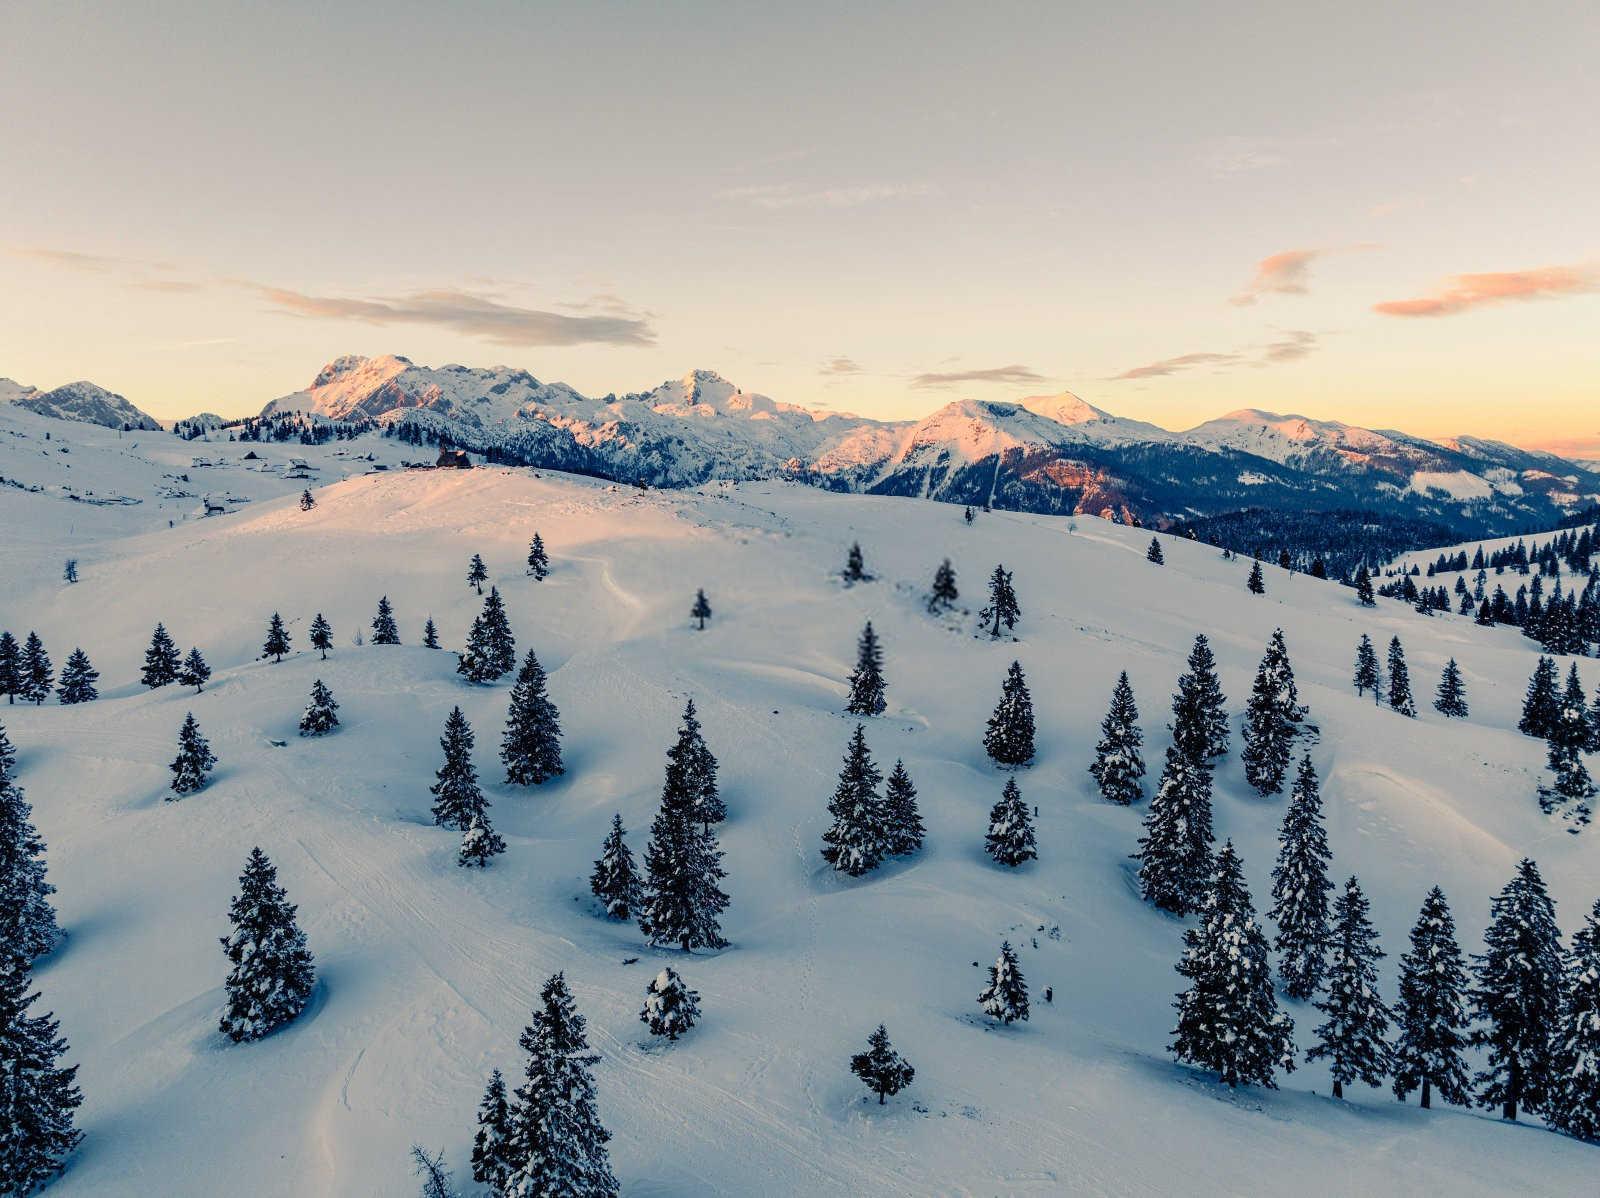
[{"xmin": 3, "ymin": 399, "xmax": 1600, "ymax": 1197}]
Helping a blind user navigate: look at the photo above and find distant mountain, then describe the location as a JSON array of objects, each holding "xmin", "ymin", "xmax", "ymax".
[{"xmin": 7, "ymin": 379, "xmax": 162, "ymax": 431}]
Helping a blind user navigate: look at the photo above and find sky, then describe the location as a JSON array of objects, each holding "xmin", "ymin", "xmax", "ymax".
[{"xmin": 1, "ymin": 1, "xmax": 1596, "ymax": 452}]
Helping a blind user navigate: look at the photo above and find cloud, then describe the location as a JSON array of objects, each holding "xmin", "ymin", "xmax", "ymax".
[
  {"xmin": 719, "ymin": 182, "xmax": 933, "ymax": 210},
  {"xmin": 1256, "ymin": 329, "xmax": 1319, "ymax": 364},
  {"xmin": 254, "ymin": 286, "xmax": 655, "ymax": 347},
  {"xmin": 1196, "ymin": 136, "xmax": 1289, "ymax": 177},
  {"xmin": 1374, "ymin": 264, "xmax": 1597, "ymax": 317},
  {"xmin": 910, "ymin": 364, "xmax": 1046, "ymax": 389},
  {"xmin": 1523, "ymin": 432, "xmax": 1600, "ymax": 461},
  {"xmin": 1231, "ymin": 249, "xmax": 1321, "ymax": 306},
  {"xmin": 820, "ymin": 357, "xmax": 863, "ymax": 376},
  {"xmin": 1112, "ymin": 352, "xmax": 1242, "ymax": 381},
  {"xmin": 1112, "ymin": 331, "xmax": 1321, "ymax": 381},
  {"xmin": 11, "ymin": 246, "xmax": 136, "ymax": 272}
]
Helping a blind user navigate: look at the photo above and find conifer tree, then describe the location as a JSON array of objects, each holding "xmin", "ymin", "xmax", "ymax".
[
  {"xmin": 928, "ymin": 558, "xmax": 958, "ymax": 613},
  {"xmin": 219, "ymin": 847, "xmax": 316, "ymax": 1042},
  {"xmin": 430, "ymin": 707, "xmax": 484, "ymax": 830},
  {"xmin": 979, "ymin": 564, "xmax": 1020, "ymax": 638},
  {"xmin": 1089, "ymin": 672, "xmax": 1145, "ymax": 806},
  {"xmin": 977, "ymin": 940, "xmax": 1030, "ymax": 1024},
  {"xmin": 1519, "ymin": 656, "xmax": 1560, "ymax": 739},
  {"xmin": 844, "ymin": 621, "xmax": 888, "ymax": 716},
  {"xmin": 309, "ymin": 612, "xmax": 333, "ymax": 659},
  {"xmin": 640, "ymin": 718, "xmax": 730, "ymax": 952},
  {"xmin": 668, "ymin": 698, "xmax": 722, "ymax": 829},
  {"xmin": 262, "ymin": 611, "xmax": 291, "ymax": 662},
  {"xmin": 1171, "ymin": 841, "xmax": 1295, "ymax": 1088},
  {"xmin": 1146, "ymin": 536, "xmax": 1165, "ymax": 565},
  {"xmin": 141, "ymin": 622, "xmax": 181, "ymax": 688},
  {"xmin": 1538, "ymin": 667, "xmax": 1595, "ymax": 822},
  {"xmin": 985, "ymin": 778, "xmax": 1037, "ymax": 867},
  {"xmin": 470, "ymin": 1069, "xmax": 514, "ymax": 1193},
  {"xmin": 1241, "ymin": 629, "xmax": 1305, "ymax": 796},
  {"xmin": 1471, "ymin": 858, "xmax": 1563, "ymax": 1121},
  {"xmin": 1173, "ymin": 635, "xmax": 1229, "ymax": 761},
  {"xmin": 299, "ymin": 487, "xmax": 315, "ymax": 511},
  {"xmin": 821, "ymin": 724, "xmax": 887, "ymax": 876},
  {"xmin": 467, "ymin": 552, "xmax": 489, "ymax": 595},
  {"xmin": 1308, "ymin": 877, "xmax": 1392, "ymax": 1099},
  {"xmin": 496, "ymin": 648, "xmax": 565, "ymax": 789},
  {"xmin": 0, "ymin": 722, "xmax": 60, "ymax": 961},
  {"xmin": 1352, "ymin": 634, "xmax": 1381, "ymax": 702},
  {"xmin": 842, "ymin": 541, "xmax": 869, "ymax": 583},
  {"xmin": 179, "ymin": 646, "xmax": 211, "ymax": 693},
  {"xmin": 502, "ymin": 974, "xmax": 619, "ymax": 1198},
  {"xmin": 0, "ymin": 954, "xmax": 83, "ymax": 1191},
  {"xmin": 851, "ymin": 1024, "xmax": 914, "ymax": 1104},
  {"xmin": 1246, "ymin": 559, "xmax": 1266, "ymax": 595},
  {"xmin": 298, "ymin": 679, "xmax": 340, "ymax": 736},
  {"xmin": 983, "ymin": 660, "xmax": 1035, "ymax": 767},
  {"xmin": 882, "ymin": 760, "xmax": 925, "ymax": 856},
  {"xmin": 526, "ymin": 532, "xmax": 549, "ymax": 580},
  {"xmin": 589, "ymin": 814, "xmax": 643, "ymax": 920},
  {"xmin": 458, "ymin": 811, "xmax": 507, "ymax": 868},
  {"xmin": 55, "ymin": 648, "xmax": 99, "ymax": 705},
  {"xmin": 168, "ymin": 712, "xmax": 216, "ymax": 797},
  {"xmin": 422, "ymin": 617, "xmax": 439, "ymax": 650},
  {"xmin": 1354, "ymin": 563, "xmax": 1375, "ymax": 606},
  {"xmin": 1386, "ymin": 637, "xmax": 1415, "ymax": 717},
  {"xmin": 410, "ymin": 1145, "xmax": 455, "ymax": 1198},
  {"xmin": 640, "ymin": 967, "xmax": 701, "ymax": 1040},
  {"xmin": 1433, "ymin": 658, "xmax": 1468, "ymax": 717},
  {"xmin": 1269, "ymin": 755, "xmax": 1334, "ymax": 1001},
  {"xmin": 62, "ymin": 559, "xmax": 77, "ymax": 584},
  {"xmin": 0, "ymin": 632, "xmax": 21, "ymax": 704},
  {"xmin": 371, "ymin": 596, "xmax": 401, "ymax": 645},
  {"xmin": 1137, "ymin": 745, "xmax": 1214, "ymax": 915},
  {"xmin": 1550, "ymin": 898, "xmax": 1600, "ymax": 1141},
  {"xmin": 458, "ymin": 586, "xmax": 516, "ymax": 683},
  {"xmin": 20, "ymin": 633, "xmax": 52, "ymax": 705},
  {"xmin": 1392, "ymin": 887, "xmax": 1472, "ymax": 1109},
  {"xmin": 691, "ymin": 588, "xmax": 712, "ymax": 630}
]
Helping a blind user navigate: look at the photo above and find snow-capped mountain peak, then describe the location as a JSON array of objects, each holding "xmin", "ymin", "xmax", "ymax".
[{"xmin": 8, "ymin": 379, "xmax": 162, "ymax": 430}]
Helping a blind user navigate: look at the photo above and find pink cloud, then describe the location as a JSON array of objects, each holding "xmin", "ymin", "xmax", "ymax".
[
  {"xmin": 1374, "ymin": 264, "xmax": 1596, "ymax": 317},
  {"xmin": 1231, "ymin": 249, "xmax": 1320, "ymax": 306}
]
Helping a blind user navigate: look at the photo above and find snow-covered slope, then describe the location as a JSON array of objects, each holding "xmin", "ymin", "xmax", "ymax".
[
  {"xmin": 4, "ymin": 428, "xmax": 1600, "ymax": 1195},
  {"xmin": 10, "ymin": 380, "xmax": 162, "ymax": 431}
]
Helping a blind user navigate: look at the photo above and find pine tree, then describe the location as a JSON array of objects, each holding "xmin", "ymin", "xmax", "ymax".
[
  {"xmin": 168, "ymin": 712, "xmax": 216, "ymax": 797},
  {"xmin": 371, "ymin": 596, "xmax": 401, "ymax": 645},
  {"xmin": 985, "ymin": 778, "xmax": 1037, "ymax": 867},
  {"xmin": 882, "ymin": 760, "xmax": 925, "ymax": 856},
  {"xmin": 141, "ymin": 622, "xmax": 181, "ymax": 687},
  {"xmin": 1386, "ymin": 637, "xmax": 1415, "ymax": 717},
  {"xmin": 62, "ymin": 559, "xmax": 77, "ymax": 584},
  {"xmin": 1171, "ymin": 841, "xmax": 1295, "ymax": 1088},
  {"xmin": 1550, "ymin": 898, "xmax": 1600, "ymax": 1141},
  {"xmin": 821, "ymin": 724, "xmax": 888, "ymax": 876},
  {"xmin": 1146, "ymin": 537, "xmax": 1165, "ymax": 565},
  {"xmin": 667, "ymin": 699, "xmax": 722, "ymax": 829},
  {"xmin": 1241, "ymin": 629, "xmax": 1304, "ymax": 796},
  {"xmin": 589, "ymin": 814, "xmax": 643, "ymax": 920},
  {"xmin": 20, "ymin": 633, "xmax": 52, "ymax": 705},
  {"xmin": 1392, "ymin": 887, "xmax": 1472, "ymax": 1109},
  {"xmin": 0, "ymin": 722, "xmax": 60, "ymax": 961},
  {"xmin": 55, "ymin": 648, "xmax": 99, "ymax": 705},
  {"xmin": 467, "ymin": 553, "xmax": 489, "ymax": 595},
  {"xmin": 1173, "ymin": 635, "xmax": 1229, "ymax": 761},
  {"xmin": 1538, "ymin": 667, "xmax": 1595, "ymax": 822},
  {"xmin": 1137, "ymin": 745, "xmax": 1215, "ymax": 915},
  {"xmin": 179, "ymin": 646, "xmax": 211, "ymax": 692},
  {"xmin": 299, "ymin": 488, "xmax": 315, "ymax": 511},
  {"xmin": 640, "ymin": 967, "xmax": 701, "ymax": 1040},
  {"xmin": 928, "ymin": 558, "xmax": 958, "ymax": 613},
  {"xmin": 470, "ymin": 1070, "xmax": 514, "ymax": 1193},
  {"xmin": 844, "ymin": 621, "xmax": 888, "ymax": 716},
  {"xmin": 1433, "ymin": 658, "xmax": 1468, "ymax": 717},
  {"xmin": 502, "ymin": 974, "xmax": 619, "ymax": 1198},
  {"xmin": 0, "ymin": 632, "xmax": 21, "ymax": 704},
  {"xmin": 422, "ymin": 617, "xmax": 439, "ymax": 650},
  {"xmin": 1089, "ymin": 672, "xmax": 1145, "ymax": 806},
  {"xmin": 219, "ymin": 847, "xmax": 316, "ymax": 1042},
  {"xmin": 842, "ymin": 541, "xmax": 869, "ymax": 583},
  {"xmin": 526, "ymin": 532, "xmax": 549, "ymax": 580},
  {"xmin": 1519, "ymin": 656, "xmax": 1560, "ymax": 738},
  {"xmin": 298, "ymin": 679, "xmax": 340, "ymax": 736},
  {"xmin": 640, "ymin": 718, "xmax": 730, "ymax": 952},
  {"xmin": 691, "ymin": 588, "xmax": 712, "ymax": 630},
  {"xmin": 458, "ymin": 811, "xmax": 507, "ymax": 868},
  {"xmin": 978, "ymin": 940, "xmax": 1030, "ymax": 1024},
  {"xmin": 410, "ymin": 1145, "xmax": 456, "ymax": 1198},
  {"xmin": 1308, "ymin": 877, "xmax": 1392, "ymax": 1099},
  {"xmin": 457, "ymin": 586, "xmax": 516, "ymax": 683},
  {"xmin": 979, "ymin": 564, "xmax": 1020, "ymax": 638},
  {"xmin": 1352, "ymin": 634, "xmax": 1381, "ymax": 702},
  {"xmin": 983, "ymin": 660, "xmax": 1035, "ymax": 767},
  {"xmin": 1247, "ymin": 559, "xmax": 1266, "ymax": 595},
  {"xmin": 1269, "ymin": 755, "xmax": 1334, "ymax": 1001},
  {"xmin": 262, "ymin": 611, "xmax": 291, "ymax": 662},
  {"xmin": 499, "ymin": 649, "xmax": 564, "ymax": 788},
  {"xmin": 0, "ymin": 957, "xmax": 83, "ymax": 1192},
  {"xmin": 430, "ymin": 708, "xmax": 484, "ymax": 830},
  {"xmin": 1354, "ymin": 563, "xmax": 1375, "ymax": 606},
  {"xmin": 851, "ymin": 1024, "xmax": 914, "ymax": 1104},
  {"xmin": 1471, "ymin": 858, "xmax": 1563, "ymax": 1121},
  {"xmin": 309, "ymin": 613, "xmax": 333, "ymax": 659}
]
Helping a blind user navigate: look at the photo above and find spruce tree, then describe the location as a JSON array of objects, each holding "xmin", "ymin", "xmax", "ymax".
[
  {"xmin": 299, "ymin": 488, "xmax": 315, "ymax": 511},
  {"xmin": 219, "ymin": 847, "xmax": 316, "ymax": 1042},
  {"xmin": 457, "ymin": 587, "xmax": 516, "ymax": 683},
  {"xmin": 1241, "ymin": 629, "xmax": 1304, "ymax": 796},
  {"xmin": 1173, "ymin": 635, "xmax": 1229, "ymax": 761},
  {"xmin": 470, "ymin": 1070, "xmax": 514, "ymax": 1193},
  {"xmin": 371, "ymin": 596, "xmax": 401, "ymax": 645},
  {"xmin": 55, "ymin": 648, "xmax": 99, "ymax": 704},
  {"xmin": 20, "ymin": 633, "xmax": 51, "ymax": 705},
  {"xmin": 1089, "ymin": 672, "xmax": 1145, "ymax": 806},
  {"xmin": 262, "ymin": 611, "xmax": 291, "ymax": 662},
  {"xmin": 0, "ymin": 632, "xmax": 21, "ymax": 704},
  {"xmin": 502, "ymin": 974, "xmax": 619, "ymax": 1198},
  {"xmin": 1137, "ymin": 745, "xmax": 1214, "ymax": 915},
  {"xmin": 1354, "ymin": 563, "xmax": 1375, "ymax": 606},
  {"xmin": 851, "ymin": 1024, "xmax": 914, "ymax": 1104},
  {"xmin": 1519, "ymin": 656, "xmax": 1560, "ymax": 738},
  {"xmin": 422, "ymin": 617, "xmax": 439, "ymax": 650},
  {"xmin": 0, "ymin": 722, "xmax": 60, "ymax": 961},
  {"xmin": 1550, "ymin": 898, "xmax": 1600, "ymax": 1141},
  {"xmin": 168, "ymin": 712, "xmax": 216, "ymax": 797},
  {"xmin": 1308, "ymin": 877, "xmax": 1392, "ymax": 1099},
  {"xmin": 298, "ymin": 679, "xmax": 340, "ymax": 736},
  {"xmin": 309, "ymin": 612, "xmax": 333, "ymax": 659},
  {"xmin": 1433, "ymin": 658, "xmax": 1468, "ymax": 717},
  {"xmin": 928, "ymin": 558, "xmax": 958, "ymax": 613},
  {"xmin": 1146, "ymin": 536, "xmax": 1165, "ymax": 565},
  {"xmin": 691, "ymin": 588, "xmax": 712, "ymax": 630},
  {"xmin": 640, "ymin": 967, "xmax": 701, "ymax": 1040},
  {"xmin": 1392, "ymin": 887, "xmax": 1472, "ymax": 1109},
  {"xmin": 527, "ymin": 532, "xmax": 550, "ymax": 580},
  {"xmin": 1471, "ymin": 858, "xmax": 1563, "ymax": 1120},
  {"xmin": 589, "ymin": 814, "xmax": 643, "ymax": 920},
  {"xmin": 1246, "ymin": 559, "xmax": 1266, "ymax": 595},
  {"xmin": 141, "ymin": 622, "xmax": 181, "ymax": 687},
  {"xmin": 1386, "ymin": 637, "xmax": 1415, "ymax": 717},
  {"xmin": 844, "ymin": 621, "xmax": 888, "ymax": 716},
  {"xmin": 1171, "ymin": 841, "xmax": 1295, "ymax": 1088},
  {"xmin": 821, "ymin": 724, "xmax": 887, "ymax": 876},
  {"xmin": 179, "ymin": 646, "xmax": 211, "ymax": 692},
  {"xmin": 985, "ymin": 778, "xmax": 1037, "ymax": 867},
  {"xmin": 0, "ymin": 956, "xmax": 83, "ymax": 1191},
  {"xmin": 1352, "ymin": 634, "xmax": 1381, "ymax": 702},
  {"xmin": 667, "ymin": 699, "xmax": 722, "ymax": 829},
  {"xmin": 430, "ymin": 707, "xmax": 484, "ymax": 830},
  {"xmin": 1538, "ymin": 666, "xmax": 1595, "ymax": 821},
  {"xmin": 467, "ymin": 552, "xmax": 489, "ymax": 595},
  {"xmin": 458, "ymin": 811, "xmax": 507, "ymax": 868},
  {"xmin": 640, "ymin": 718, "xmax": 730, "ymax": 952},
  {"xmin": 842, "ymin": 541, "xmax": 869, "ymax": 583},
  {"xmin": 979, "ymin": 564, "xmax": 1020, "ymax": 638},
  {"xmin": 977, "ymin": 940, "xmax": 1030, "ymax": 1024},
  {"xmin": 883, "ymin": 760, "xmax": 925, "ymax": 856},
  {"xmin": 983, "ymin": 660, "xmax": 1035, "ymax": 767},
  {"xmin": 1269, "ymin": 754, "xmax": 1334, "ymax": 1001}
]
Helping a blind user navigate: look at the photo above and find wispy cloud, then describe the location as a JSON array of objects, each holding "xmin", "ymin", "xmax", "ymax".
[
  {"xmin": 11, "ymin": 246, "xmax": 141, "ymax": 272},
  {"xmin": 1196, "ymin": 136, "xmax": 1289, "ymax": 177},
  {"xmin": 910, "ymin": 364, "xmax": 1046, "ymax": 389},
  {"xmin": 719, "ymin": 182, "xmax": 933, "ymax": 210},
  {"xmin": 1374, "ymin": 264, "xmax": 1597, "ymax": 317},
  {"xmin": 820, "ymin": 357, "xmax": 864, "ymax": 376},
  {"xmin": 1112, "ymin": 330, "xmax": 1321, "ymax": 381},
  {"xmin": 1113, "ymin": 351, "xmax": 1241, "ymax": 381},
  {"xmin": 1256, "ymin": 329, "xmax": 1319, "ymax": 364},
  {"xmin": 1231, "ymin": 249, "xmax": 1320, "ymax": 306}
]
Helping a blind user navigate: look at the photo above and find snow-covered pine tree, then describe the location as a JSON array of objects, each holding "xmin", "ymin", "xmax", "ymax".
[
  {"xmin": 1354, "ymin": 563, "xmax": 1375, "ymax": 606},
  {"xmin": 1137, "ymin": 745, "xmax": 1214, "ymax": 915},
  {"xmin": 640, "ymin": 718, "xmax": 730, "ymax": 952},
  {"xmin": 299, "ymin": 488, "xmax": 315, "ymax": 512},
  {"xmin": 640, "ymin": 966, "xmax": 701, "ymax": 1040},
  {"xmin": 0, "ymin": 632, "xmax": 21, "ymax": 704},
  {"xmin": 526, "ymin": 532, "xmax": 549, "ymax": 580},
  {"xmin": 1433, "ymin": 658, "xmax": 1468, "ymax": 717},
  {"xmin": 979, "ymin": 564, "xmax": 1020, "ymax": 638},
  {"xmin": 1386, "ymin": 636, "xmax": 1416, "ymax": 717},
  {"xmin": 691, "ymin": 588, "xmax": 712, "ymax": 630},
  {"xmin": 667, "ymin": 698, "xmax": 722, "ymax": 829},
  {"xmin": 883, "ymin": 760, "xmax": 925, "ymax": 856},
  {"xmin": 309, "ymin": 612, "xmax": 333, "ymax": 659},
  {"xmin": 470, "ymin": 1069, "xmax": 514, "ymax": 1193},
  {"xmin": 457, "ymin": 586, "xmax": 516, "ymax": 683},
  {"xmin": 842, "ymin": 541, "xmax": 869, "ymax": 584},
  {"xmin": 502, "ymin": 973, "xmax": 619, "ymax": 1198},
  {"xmin": 458, "ymin": 811, "xmax": 507, "ymax": 868},
  {"xmin": 20, "ymin": 633, "xmax": 52, "ymax": 705},
  {"xmin": 1392, "ymin": 886, "xmax": 1472, "ymax": 1109},
  {"xmin": 422, "ymin": 617, "xmax": 439, "ymax": 650},
  {"xmin": 1241, "ymin": 629, "xmax": 1305, "ymax": 796},
  {"xmin": 219, "ymin": 847, "xmax": 316, "ymax": 1042},
  {"xmin": 1089, "ymin": 671, "xmax": 1145, "ymax": 806},
  {"xmin": 1538, "ymin": 665, "xmax": 1595, "ymax": 821},
  {"xmin": 141, "ymin": 622, "xmax": 181, "ymax": 687},
  {"xmin": 850, "ymin": 1024, "xmax": 915, "ymax": 1104},
  {"xmin": 983, "ymin": 660, "xmax": 1035, "ymax": 767},
  {"xmin": 821, "ymin": 724, "xmax": 887, "ymax": 876},
  {"xmin": 262, "ymin": 611, "xmax": 291, "ymax": 662},
  {"xmin": 0, "ymin": 953, "xmax": 83, "ymax": 1192},
  {"xmin": 1550, "ymin": 898, "xmax": 1600, "ymax": 1141},
  {"xmin": 928, "ymin": 558, "xmax": 958, "ymax": 613},
  {"xmin": 467, "ymin": 552, "xmax": 489, "ymax": 594},
  {"xmin": 1269, "ymin": 754, "xmax": 1334, "ymax": 1001},
  {"xmin": 1308, "ymin": 876, "xmax": 1392, "ymax": 1099},
  {"xmin": 985, "ymin": 778, "xmax": 1037, "ymax": 867},
  {"xmin": 298, "ymin": 679, "xmax": 340, "ymax": 736},
  {"xmin": 55, "ymin": 648, "xmax": 99, "ymax": 704},
  {"xmin": 1246, "ymin": 559, "xmax": 1266, "ymax": 595},
  {"xmin": 844, "ymin": 621, "xmax": 888, "ymax": 716},
  {"xmin": 179, "ymin": 646, "xmax": 211, "ymax": 693},
  {"xmin": 1146, "ymin": 537, "xmax": 1164, "ymax": 565},
  {"xmin": 430, "ymin": 707, "xmax": 484, "ymax": 830},
  {"xmin": 168, "ymin": 712, "xmax": 216, "ymax": 797},
  {"xmin": 1171, "ymin": 841, "xmax": 1295, "ymax": 1088},
  {"xmin": 1173, "ymin": 634, "xmax": 1229, "ymax": 761},
  {"xmin": 1519, "ymin": 655, "xmax": 1560, "ymax": 738},
  {"xmin": 1471, "ymin": 857, "xmax": 1563, "ymax": 1121},
  {"xmin": 590, "ymin": 814, "xmax": 643, "ymax": 920},
  {"xmin": 1352, "ymin": 634, "xmax": 1381, "ymax": 703},
  {"xmin": 371, "ymin": 596, "xmax": 401, "ymax": 645},
  {"xmin": 977, "ymin": 940, "xmax": 1029, "ymax": 1024},
  {"xmin": 0, "ymin": 721, "xmax": 60, "ymax": 961}
]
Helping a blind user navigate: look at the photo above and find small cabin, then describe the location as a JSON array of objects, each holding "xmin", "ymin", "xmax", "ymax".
[
  {"xmin": 437, "ymin": 448, "xmax": 472, "ymax": 469},
  {"xmin": 283, "ymin": 458, "xmax": 311, "ymax": 479},
  {"xmin": 241, "ymin": 450, "xmax": 261, "ymax": 461}
]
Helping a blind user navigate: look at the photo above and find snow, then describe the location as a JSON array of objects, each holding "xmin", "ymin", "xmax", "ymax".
[
  {"xmin": 1409, "ymin": 471, "xmax": 1496, "ymax": 501},
  {"xmin": 4, "ymin": 413, "xmax": 1600, "ymax": 1194}
]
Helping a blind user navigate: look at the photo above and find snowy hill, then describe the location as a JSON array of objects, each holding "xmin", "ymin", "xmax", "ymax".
[
  {"xmin": 9, "ymin": 379, "xmax": 162, "ymax": 431},
  {"xmin": 4, "ymin": 421, "xmax": 1600, "ymax": 1195}
]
